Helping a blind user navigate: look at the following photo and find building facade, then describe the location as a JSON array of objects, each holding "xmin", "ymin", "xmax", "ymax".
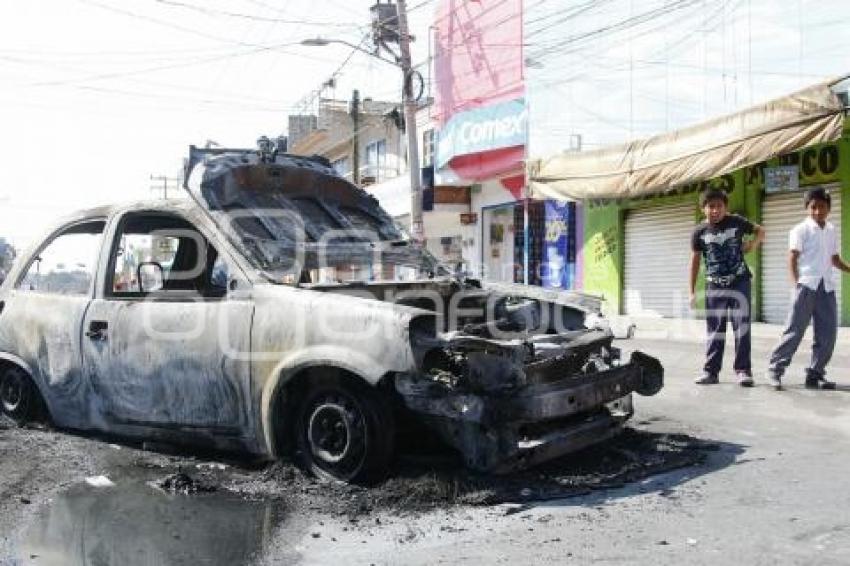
[
  {"xmin": 288, "ymin": 96, "xmax": 406, "ymax": 189},
  {"xmin": 432, "ymin": 0, "xmax": 581, "ymax": 289},
  {"xmin": 581, "ymin": 121, "xmax": 850, "ymax": 325},
  {"xmin": 286, "ymin": 93, "xmax": 473, "ymax": 266}
]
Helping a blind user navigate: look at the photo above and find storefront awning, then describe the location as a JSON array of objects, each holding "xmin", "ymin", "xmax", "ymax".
[{"xmin": 528, "ymin": 78, "xmax": 848, "ymax": 201}]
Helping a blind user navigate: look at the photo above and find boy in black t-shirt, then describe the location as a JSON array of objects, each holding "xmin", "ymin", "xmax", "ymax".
[{"xmin": 690, "ymin": 189, "xmax": 765, "ymax": 386}]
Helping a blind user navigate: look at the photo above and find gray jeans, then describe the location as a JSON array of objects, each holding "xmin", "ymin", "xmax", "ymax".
[{"xmin": 768, "ymin": 281, "xmax": 837, "ymax": 380}]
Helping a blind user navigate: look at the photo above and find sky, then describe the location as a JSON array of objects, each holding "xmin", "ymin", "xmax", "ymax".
[
  {"xmin": 0, "ymin": 0, "xmax": 434, "ymax": 248},
  {"xmin": 525, "ymin": 0, "xmax": 850, "ymax": 156},
  {"xmin": 0, "ymin": 0, "xmax": 848, "ymax": 248}
]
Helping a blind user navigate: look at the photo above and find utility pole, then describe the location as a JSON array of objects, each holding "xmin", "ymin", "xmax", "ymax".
[
  {"xmin": 396, "ymin": 0, "xmax": 423, "ymax": 242},
  {"xmin": 149, "ymin": 174, "xmax": 180, "ymax": 200},
  {"xmin": 350, "ymin": 89, "xmax": 361, "ymax": 186}
]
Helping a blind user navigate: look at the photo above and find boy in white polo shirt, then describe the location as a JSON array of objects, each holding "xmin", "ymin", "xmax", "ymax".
[{"xmin": 767, "ymin": 188, "xmax": 850, "ymax": 390}]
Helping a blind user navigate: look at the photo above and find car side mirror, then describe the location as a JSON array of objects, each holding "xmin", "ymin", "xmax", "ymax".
[{"xmin": 137, "ymin": 262, "xmax": 164, "ymax": 293}]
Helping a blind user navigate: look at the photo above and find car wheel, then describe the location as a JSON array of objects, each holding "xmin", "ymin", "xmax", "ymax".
[
  {"xmin": 296, "ymin": 378, "xmax": 395, "ymax": 484},
  {"xmin": 0, "ymin": 367, "xmax": 39, "ymax": 425}
]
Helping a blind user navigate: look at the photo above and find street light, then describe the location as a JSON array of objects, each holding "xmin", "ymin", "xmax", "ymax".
[
  {"xmin": 300, "ymin": 37, "xmax": 331, "ymax": 47},
  {"xmin": 301, "ymin": 29, "xmax": 424, "ymax": 243}
]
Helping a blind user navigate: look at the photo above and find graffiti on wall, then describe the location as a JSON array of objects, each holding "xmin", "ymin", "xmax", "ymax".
[{"xmin": 590, "ymin": 225, "xmax": 618, "ymax": 265}]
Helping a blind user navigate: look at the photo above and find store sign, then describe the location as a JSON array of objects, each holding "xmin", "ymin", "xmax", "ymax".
[
  {"xmin": 764, "ymin": 166, "xmax": 800, "ymax": 194},
  {"xmin": 460, "ymin": 212, "xmax": 478, "ymax": 225},
  {"xmin": 436, "ymin": 98, "xmax": 527, "ymax": 168},
  {"xmin": 747, "ymin": 142, "xmax": 840, "ymax": 187}
]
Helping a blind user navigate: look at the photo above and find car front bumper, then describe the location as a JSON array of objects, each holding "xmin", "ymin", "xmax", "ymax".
[{"xmin": 395, "ymin": 351, "xmax": 664, "ymax": 473}]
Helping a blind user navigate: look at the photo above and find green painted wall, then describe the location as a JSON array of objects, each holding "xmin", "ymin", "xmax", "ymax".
[
  {"xmin": 583, "ymin": 202, "xmax": 622, "ymax": 314},
  {"xmin": 742, "ymin": 135, "xmax": 847, "ymax": 324},
  {"xmin": 841, "ymin": 134, "xmax": 850, "ymax": 325},
  {"xmin": 583, "ymin": 177, "xmax": 735, "ymax": 315},
  {"xmin": 582, "ymin": 120, "xmax": 850, "ymax": 324}
]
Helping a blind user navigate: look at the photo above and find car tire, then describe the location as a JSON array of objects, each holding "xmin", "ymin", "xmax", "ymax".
[
  {"xmin": 0, "ymin": 367, "xmax": 41, "ymax": 426},
  {"xmin": 295, "ymin": 376, "xmax": 395, "ymax": 484}
]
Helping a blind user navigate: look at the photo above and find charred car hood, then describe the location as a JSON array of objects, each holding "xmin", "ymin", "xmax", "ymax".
[
  {"xmin": 182, "ymin": 148, "xmax": 441, "ymax": 275},
  {"xmin": 185, "ymin": 151, "xmax": 401, "ymax": 241}
]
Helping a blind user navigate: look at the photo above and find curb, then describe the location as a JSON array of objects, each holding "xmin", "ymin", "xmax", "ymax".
[{"xmin": 610, "ymin": 315, "xmax": 850, "ymax": 344}]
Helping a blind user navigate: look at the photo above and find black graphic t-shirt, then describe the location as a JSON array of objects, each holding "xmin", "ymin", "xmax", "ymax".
[{"xmin": 691, "ymin": 214, "xmax": 755, "ymax": 279}]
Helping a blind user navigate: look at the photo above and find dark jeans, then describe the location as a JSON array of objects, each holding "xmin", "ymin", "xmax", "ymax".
[
  {"xmin": 768, "ymin": 281, "xmax": 837, "ymax": 380},
  {"xmin": 704, "ymin": 277, "xmax": 752, "ymax": 377}
]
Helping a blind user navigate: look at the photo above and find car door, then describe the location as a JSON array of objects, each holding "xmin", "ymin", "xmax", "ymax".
[
  {"xmin": 0, "ymin": 220, "xmax": 106, "ymax": 429},
  {"xmin": 81, "ymin": 210, "xmax": 254, "ymax": 434}
]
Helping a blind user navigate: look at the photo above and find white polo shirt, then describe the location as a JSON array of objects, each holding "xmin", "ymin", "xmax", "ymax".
[{"xmin": 789, "ymin": 217, "xmax": 839, "ymax": 292}]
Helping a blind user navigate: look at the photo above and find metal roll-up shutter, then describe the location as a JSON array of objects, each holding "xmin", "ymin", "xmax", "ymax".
[
  {"xmin": 762, "ymin": 188, "xmax": 842, "ymax": 324},
  {"xmin": 624, "ymin": 203, "xmax": 696, "ymax": 317}
]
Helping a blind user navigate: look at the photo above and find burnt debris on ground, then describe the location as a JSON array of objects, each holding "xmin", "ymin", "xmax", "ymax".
[
  {"xmin": 221, "ymin": 428, "xmax": 720, "ymax": 518},
  {"xmin": 155, "ymin": 472, "xmax": 218, "ymax": 495},
  {"xmin": 0, "ymin": 416, "xmax": 720, "ymax": 522}
]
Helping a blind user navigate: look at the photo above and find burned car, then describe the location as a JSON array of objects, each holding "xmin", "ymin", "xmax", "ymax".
[{"xmin": 0, "ymin": 142, "xmax": 662, "ymax": 483}]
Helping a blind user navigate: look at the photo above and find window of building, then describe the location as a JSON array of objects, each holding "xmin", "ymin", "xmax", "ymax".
[
  {"xmin": 422, "ymin": 129, "xmax": 435, "ymax": 167},
  {"xmin": 17, "ymin": 221, "xmax": 105, "ymax": 295},
  {"xmin": 365, "ymin": 139, "xmax": 387, "ymax": 182}
]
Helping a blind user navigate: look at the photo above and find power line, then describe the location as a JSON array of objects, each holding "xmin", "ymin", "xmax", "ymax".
[
  {"xmin": 20, "ymin": 41, "xmax": 316, "ymax": 88},
  {"xmin": 289, "ymin": 34, "xmax": 373, "ymax": 117},
  {"xmin": 323, "ymin": 0, "xmax": 366, "ymax": 18},
  {"xmin": 202, "ymin": 0, "xmax": 277, "ymax": 102},
  {"xmin": 435, "ymin": 0, "xmax": 583, "ymax": 50},
  {"xmin": 149, "ymin": 175, "xmax": 181, "ymax": 200},
  {"xmin": 0, "ymin": 49, "xmax": 319, "ymax": 106},
  {"xmin": 527, "ymin": 0, "xmax": 705, "ymax": 61},
  {"xmin": 237, "ymin": 0, "xmax": 283, "ymax": 12},
  {"xmin": 151, "ymin": 0, "xmax": 364, "ymax": 28},
  {"xmin": 66, "ymin": 84, "xmax": 303, "ymax": 112},
  {"xmin": 525, "ymin": 0, "xmax": 615, "ymax": 33},
  {"xmin": 0, "ymin": 45, "xmax": 259, "ymax": 60},
  {"xmin": 0, "ymin": 92, "xmax": 303, "ymax": 115},
  {"xmin": 408, "ymin": 0, "xmax": 436, "ymax": 13},
  {"xmin": 77, "ymin": 0, "xmax": 276, "ymax": 48}
]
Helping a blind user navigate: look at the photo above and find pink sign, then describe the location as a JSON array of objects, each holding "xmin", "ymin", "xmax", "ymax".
[{"xmin": 434, "ymin": 0, "xmax": 525, "ymax": 126}]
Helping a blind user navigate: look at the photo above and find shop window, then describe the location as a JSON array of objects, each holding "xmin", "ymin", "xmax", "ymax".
[{"xmin": 483, "ymin": 205, "xmax": 516, "ymax": 283}]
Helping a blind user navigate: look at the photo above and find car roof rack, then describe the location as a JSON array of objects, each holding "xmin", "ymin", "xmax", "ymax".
[{"xmin": 183, "ymin": 136, "xmax": 333, "ymax": 188}]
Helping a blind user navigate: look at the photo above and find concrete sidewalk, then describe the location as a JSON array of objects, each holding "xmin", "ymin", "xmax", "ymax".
[{"xmin": 611, "ymin": 314, "xmax": 850, "ymax": 344}]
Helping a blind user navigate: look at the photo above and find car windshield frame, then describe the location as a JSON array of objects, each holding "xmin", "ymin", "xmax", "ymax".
[{"xmin": 183, "ymin": 150, "xmax": 453, "ymax": 286}]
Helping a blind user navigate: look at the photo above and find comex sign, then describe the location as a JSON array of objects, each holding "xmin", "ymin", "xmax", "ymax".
[{"xmin": 436, "ymin": 98, "xmax": 527, "ymax": 168}]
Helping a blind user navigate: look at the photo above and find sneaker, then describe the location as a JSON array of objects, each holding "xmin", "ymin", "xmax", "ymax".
[
  {"xmin": 695, "ymin": 373, "xmax": 719, "ymax": 385},
  {"xmin": 737, "ymin": 371, "xmax": 754, "ymax": 387},
  {"xmin": 766, "ymin": 373, "xmax": 783, "ymax": 391},
  {"xmin": 805, "ymin": 377, "xmax": 836, "ymax": 390}
]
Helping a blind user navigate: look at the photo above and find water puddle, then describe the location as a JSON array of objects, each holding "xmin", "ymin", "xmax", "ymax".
[{"xmin": 15, "ymin": 480, "xmax": 288, "ymax": 566}]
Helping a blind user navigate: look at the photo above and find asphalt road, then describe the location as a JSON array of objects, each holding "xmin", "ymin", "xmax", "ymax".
[
  {"xmin": 1, "ymin": 333, "xmax": 849, "ymax": 565},
  {"xmin": 294, "ymin": 334, "xmax": 850, "ymax": 565}
]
